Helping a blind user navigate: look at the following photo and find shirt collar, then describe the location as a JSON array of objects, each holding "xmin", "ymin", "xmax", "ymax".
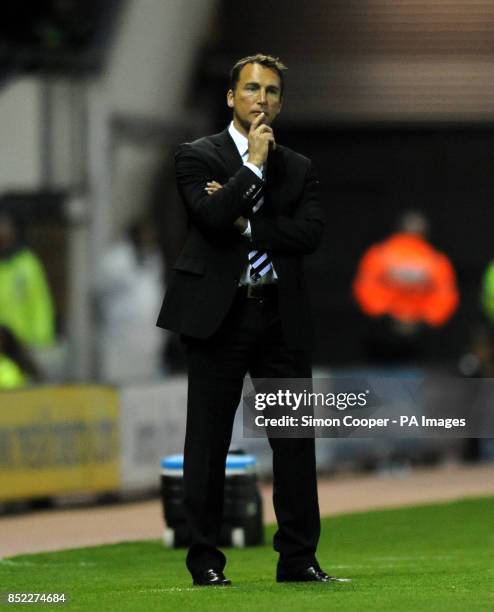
[{"xmin": 228, "ymin": 121, "xmax": 249, "ymax": 158}]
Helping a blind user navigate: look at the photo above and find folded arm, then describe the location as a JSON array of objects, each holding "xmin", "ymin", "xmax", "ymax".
[
  {"xmin": 250, "ymin": 162, "xmax": 325, "ymax": 255},
  {"xmin": 175, "ymin": 143, "xmax": 264, "ymax": 234}
]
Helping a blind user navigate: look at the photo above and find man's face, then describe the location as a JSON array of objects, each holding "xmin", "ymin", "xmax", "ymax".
[{"xmin": 227, "ymin": 63, "xmax": 282, "ymax": 136}]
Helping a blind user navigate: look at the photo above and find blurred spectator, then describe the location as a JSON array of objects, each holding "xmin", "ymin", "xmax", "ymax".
[
  {"xmin": 95, "ymin": 217, "xmax": 166, "ymax": 383},
  {"xmin": 353, "ymin": 211, "xmax": 459, "ymax": 363},
  {"xmin": 0, "ymin": 210, "xmax": 55, "ymax": 348},
  {"xmin": 0, "ymin": 325, "xmax": 42, "ymax": 389},
  {"xmin": 480, "ymin": 259, "xmax": 494, "ymax": 324}
]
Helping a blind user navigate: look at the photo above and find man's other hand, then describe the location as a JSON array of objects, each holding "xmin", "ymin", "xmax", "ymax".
[{"xmin": 205, "ymin": 180, "xmax": 223, "ymax": 195}]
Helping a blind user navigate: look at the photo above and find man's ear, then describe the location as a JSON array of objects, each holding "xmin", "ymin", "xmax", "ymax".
[{"xmin": 227, "ymin": 89, "xmax": 234, "ymax": 108}]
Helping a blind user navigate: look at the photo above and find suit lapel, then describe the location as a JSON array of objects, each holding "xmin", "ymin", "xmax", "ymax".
[
  {"xmin": 263, "ymin": 146, "xmax": 286, "ymax": 215},
  {"xmin": 211, "ymin": 129, "xmax": 243, "ymax": 178}
]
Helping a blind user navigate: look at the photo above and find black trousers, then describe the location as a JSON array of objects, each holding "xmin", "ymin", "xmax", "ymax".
[{"xmin": 182, "ymin": 288, "xmax": 320, "ymax": 575}]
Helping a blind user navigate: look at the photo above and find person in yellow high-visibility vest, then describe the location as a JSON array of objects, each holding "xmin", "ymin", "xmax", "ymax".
[
  {"xmin": 0, "ymin": 353, "xmax": 27, "ymax": 389},
  {"xmin": 0, "ymin": 325, "xmax": 41, "ymax": 389},
  {"xmin": 481, "ymin": 260, "xmax": 494, "ymax": 324},
  {"xmin": 0, "ymin": 211, "xmax": 55, "ymax": 348}
]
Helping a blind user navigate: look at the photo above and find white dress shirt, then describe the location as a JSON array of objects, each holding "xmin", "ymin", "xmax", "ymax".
[{"xmin": 227, "ymin": 121, "xmax": 278, "ymax": 285}]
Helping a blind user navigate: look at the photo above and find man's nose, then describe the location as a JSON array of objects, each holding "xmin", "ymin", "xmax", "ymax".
[{"xmin": 258, "ymin": 88, "xmax": 267, "ymax": 104}]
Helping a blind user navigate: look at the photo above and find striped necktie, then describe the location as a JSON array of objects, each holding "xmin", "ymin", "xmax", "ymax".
[
  {"xmin": 244, "ymin": 150, "xmax": 274, "ymax": 282},
  {"xmin": 249, "ymin": 249, "xmax": 273, "ymax": 282}
]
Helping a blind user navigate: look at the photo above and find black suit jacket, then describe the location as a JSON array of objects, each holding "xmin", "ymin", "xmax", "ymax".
[{"xmin": 156, "ymin": 128, "xmax": 325, "ymax": 350}]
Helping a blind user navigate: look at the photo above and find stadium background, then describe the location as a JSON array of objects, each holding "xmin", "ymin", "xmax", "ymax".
[{"xmin": 1, "ymin": 1, "xmax": 494, "ymax": 602}]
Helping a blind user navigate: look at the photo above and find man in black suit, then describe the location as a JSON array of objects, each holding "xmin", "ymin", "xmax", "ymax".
[{"xmin": 157, "ymin": 54, "xmax": 330, "ymax": 586}]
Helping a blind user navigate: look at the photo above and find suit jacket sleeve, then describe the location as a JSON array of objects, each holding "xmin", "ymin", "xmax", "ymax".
[
  {"xmin": 249, "ymin": 161, "xmax": 325, "ymax": 255},
  {"xmin": 175, "ymin": 143, "xmax": 264, "ymax": 235}
]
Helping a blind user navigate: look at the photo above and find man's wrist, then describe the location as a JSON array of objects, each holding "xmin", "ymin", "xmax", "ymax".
[
  {"xmin": 247, "ymin": 156, "xmax": 263, "ymax": 169},
  {"xmin": 244, "ymin": 161, "xmax": 263, "ymax": 180}
]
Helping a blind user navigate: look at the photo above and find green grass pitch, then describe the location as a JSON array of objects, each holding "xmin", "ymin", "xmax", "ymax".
[{"xmin": 1, "ymin": 497, "xmax": 493, "ymax": 611}]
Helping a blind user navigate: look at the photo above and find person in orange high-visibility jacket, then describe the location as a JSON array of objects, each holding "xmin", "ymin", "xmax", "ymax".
[{"xmin": 353, "ymin": 212, "xmax": 459, "ymax": 327}]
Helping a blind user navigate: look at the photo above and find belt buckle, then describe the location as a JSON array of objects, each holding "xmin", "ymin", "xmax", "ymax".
[{"xmin": 246, "ymin": 285, "xmax": 256, "ymax": 299}]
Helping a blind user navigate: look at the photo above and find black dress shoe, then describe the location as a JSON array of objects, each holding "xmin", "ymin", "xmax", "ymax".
[
  {"xmin": 277, "ymin": 565, "xmax": 350, "ymax": 583},
  {"xmin": 192, "ymin": 569, "xmax": 231, "ymax": 586}
]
